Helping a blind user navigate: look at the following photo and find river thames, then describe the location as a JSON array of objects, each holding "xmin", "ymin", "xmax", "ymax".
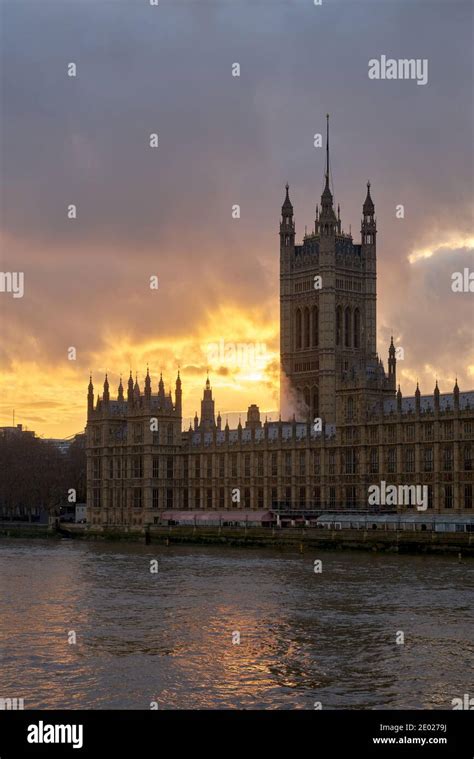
[{"xmin": 0, "ymin": 539, "xmax": 472, "ymax": 710}]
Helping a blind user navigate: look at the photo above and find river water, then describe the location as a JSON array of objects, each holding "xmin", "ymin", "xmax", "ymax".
[{"xmin": 0, "ymin": 539, "xmax": 472, "ymax": 709}]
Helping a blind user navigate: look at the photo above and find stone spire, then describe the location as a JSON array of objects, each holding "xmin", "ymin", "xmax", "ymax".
[
  {"xmin": 415, "ymin": 382, "xmax": 421, "ymax": 414},
  {"xmin": 319, "ymin": 114, "xmax": 337, "ymax": 233},
  {"xmin": 103, "ymin": 373, "xmax": 110, "ymax": 405},
  {"xmin": 133, "ymin": 374, "xmax": 140, "ymax": 401},
  {"xmin": 454, "ymin": 377, "xmax": 460, "ymax": 410},
  {"xmin": 175, "ymin": 370, "xmax": 182, "ymax": 414},
  {"xmin": 434, "ymin": 380, "xmax": 440, "ymax": 412},
  {"xmin": 144, "ymin": 366, "xmax": 151, "ymax": 401},
  {"xmin": 158, "ymin": 372, "xmax": 165, "ymax": 398},
  {"xmin": 87, "ymin": 374, "xmax": 94, "ymax": 415},
  {"xmin": 388, "ymin": 336, "xmax": 396, "ymax": 389}
]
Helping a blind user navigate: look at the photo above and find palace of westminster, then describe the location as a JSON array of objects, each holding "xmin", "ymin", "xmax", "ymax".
[{"xmin": 86, "ymin": 121, "xmax": 473, "ymax": 526}]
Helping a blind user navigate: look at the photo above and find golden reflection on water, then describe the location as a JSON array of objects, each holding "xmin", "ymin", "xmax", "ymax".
[{"xmin": 0, "ymin": 540, "xmax": 472, "ymax": 709}]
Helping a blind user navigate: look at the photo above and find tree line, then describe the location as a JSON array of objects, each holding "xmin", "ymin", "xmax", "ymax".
[{"xmin": 0, "ymin": 434, "xmax": 86, "ymax": 520}]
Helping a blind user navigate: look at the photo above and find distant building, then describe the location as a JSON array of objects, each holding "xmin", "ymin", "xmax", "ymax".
[
  {"xmin": 0, "ymin": 424, "xmax": 35, "ymax": 440},
  {"xmin": 44, "ymin": 434, "xmax": 85, "ymax": 455},
  {"xmin": 46, "ymin": 439, "xmax": 72, "ymax": 455}
]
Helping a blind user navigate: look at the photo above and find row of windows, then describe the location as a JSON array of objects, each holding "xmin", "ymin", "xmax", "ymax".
[
  {"xmin": 92, "ymin": 484, "xmax": 473, "ymax": 510},
  {"xmin": 91, "ymin": 446, "xmax": 472, "ymax": 480},
  {"xmin": 336, "ymin": 306, "xmax": 361, "ymax": 349},
  {"xmin": 368, "ymin": 421, "xmax": 468, "ymax": 443},
  {"xmin": 335, "ymin": 279, "xmax": 363, "ymax": 292},
  {"xmin": 91, "ymin": 420, "xmax": 472, "ymax": 448},
  {"xmin": 295, "ymin": 306, "xmax": 318, "ymax": 350},
  {"xmin": 91, "ymin": 422, "xmax": 176, "ymax": 446},
  {"xmin": 368, "ymin": 446, "xmax": 471, "ymax": 474},
  {"xmin": 294, "ymin": 361, "xmax": 319, "ymax": 373},
  {"xmin": 294, "ymin": 281, "xmax": 313, "ymax": 293}
]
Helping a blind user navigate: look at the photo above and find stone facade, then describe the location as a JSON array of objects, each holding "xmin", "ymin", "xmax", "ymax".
[
  {"xmin": 280, "ymin": 116, "xmax": 393, "ymax": 425},
  {"xmin": 86, "ymin": 376, "xmax": 473, "ymax": 526},
  {"xmin": 86, "ymin": 119, "xmax": 473, "ymax": 526}
]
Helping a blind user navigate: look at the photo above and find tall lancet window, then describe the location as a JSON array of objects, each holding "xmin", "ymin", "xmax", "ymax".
[
  {"xmin": 296, "ymin": 309, "xmax": 302, "ymax": 350},
  {"xmin": 304, "ymin": 308, "xmax": 310, "ymax": 349},
  {"xmin": 312, "ymin": 387, "xmax": 319, "ymax": 420},
  {"xmin": 353, "ymin": 308, "xmax": 360, "ymax": 349},
  {"xmin": 312, "ymin": 306, "xmax": 319, "ymax": 347},
  {"xmin": 347, "ymin": 396, "xmax": 354, "ymax": 420},
  {"xmin": 304, "ymin": 387, "xmax": 310, "ymax": 415},
  {"xmin": 344, "ymin": 307, "xmax": 352, "ymax": 348},
  {"xmin": 336, "ymin": 306, "xmax": 342, "ymax": 346}
]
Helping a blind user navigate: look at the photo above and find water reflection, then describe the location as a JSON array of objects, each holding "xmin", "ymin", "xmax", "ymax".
[{"xmin": 0, "ymin": 540, "xmax": 472, "ymax": 709}]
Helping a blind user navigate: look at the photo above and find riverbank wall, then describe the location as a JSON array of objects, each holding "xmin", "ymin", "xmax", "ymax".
[{"xmin": 1, "ymin": 522, "xmax": 473, "ymax": 555}]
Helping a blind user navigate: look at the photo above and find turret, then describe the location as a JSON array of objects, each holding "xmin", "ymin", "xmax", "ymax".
[
  {"xmin": 361, "ymin": 180, "xmax": 377, "ymax": 359},
  {"xmin": 158, "ymin": 372, "xmax": 165, "ymax": 398},
  {"xmin": 217, "ymin": 411, "xmax": 222, "ymax": 431},
  {"xmin": 319, "ymin": 115, "xmax": 337, "ymax": 237},
  {"xmin": 361, "ymin": 181, "xmax": 376, "ymax": 245},
  {"xmin": 193, "ymin": 411, "xmax": 199, "ymax": 431},
  {"xmin": 127, "ymin": 371, "xmax": 134, "ymax": 403},
  {"xmin": 280, "ymin": 183, "xmax": 295, "ymax": 250},
  {"xmin": 144, "ymin": 367, "xmax": 151, "ymax": 401},
  {"xmin": 133, "ymin": 375, "xmax": 141, "ymax": 402},
  {"xmin": 415, "ymin": 382, "xmax": 421, "ymax": 415},
  {"xmin": 397, "ymin": 384, "xmax": 402, "ymax": 413},
  {"xmin": 434, "ymin": 380, "xmax": 440, "ymax": 413},
  {"xmin": 175, "ymin": 370, "xmax": 182, "ymax": 414},
  {"xmin": 103, "ymin": 374, "xmax": 110, "ymax": 405},
  {"xmin": 454, "ymin": 378, "xmax": 460, "ymax": 411},
  {"xmin": 117, "ymin": 376, "xmax": 124, "ymax": 402},
  {"xmin": 388, "ymin": 336, "xmax": 396, "ymax": 389},
  {"xmin": 87, "ymin": 375, "xmax": 94, "ymax": 416},
  {"xmin": 200, "ymin": 374, "xmax": 216, "ymax": 432},
  {"xmin": 245, "ymin": 404, "xmax": 261, "ymax": 431}
]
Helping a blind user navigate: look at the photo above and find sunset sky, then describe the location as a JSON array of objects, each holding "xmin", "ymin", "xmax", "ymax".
[{"xmin": 0, "ymin": 0, "xmax": 473, "ymax": 438}]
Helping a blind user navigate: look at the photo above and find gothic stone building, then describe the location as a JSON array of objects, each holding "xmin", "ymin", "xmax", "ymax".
[{"xmin": 86, "ymin": 124, "xmax": 473, "ymax": 526}]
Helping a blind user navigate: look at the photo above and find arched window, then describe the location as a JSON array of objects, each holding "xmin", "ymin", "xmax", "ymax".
[
  {"xmin": 353, "ymin": 308, "xmax": 360, "ymax": 349},
  {"xmin": 344, "ymin": 307, "xmax": 351, "ymax": 348},
  {"xmin": 304, "ymin": 387, "xmax": 310, "ymax": 415},
  {"xmin": 296, "ymin": 309, "xmax": 302, "ymax": 350},
  {"xmin": 312, "ymin": 306, "xmax": 319, "ymax": 347},
  {"xmin": 312, "ymin": 387, "xmax": 319, "ymax": 420},
  {"xmin": 167, "ymin": 423, "xmax": 174, "ymax": 445},
  {"xmin": 336, "ymin": 306, "xmax": 342, "ymax": 346},
  {"xmin": 304, "ymin": 308, "xmax": 310, "ymax": 349},
  {"xmin": 347, "ymin": 397, "xmax": 354, "ymax": 420}
]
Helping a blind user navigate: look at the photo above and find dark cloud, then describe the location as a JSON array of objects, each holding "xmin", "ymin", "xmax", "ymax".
[{"xmin": 0, "ymin": 0, "xmax": 473, "ymax": 430}]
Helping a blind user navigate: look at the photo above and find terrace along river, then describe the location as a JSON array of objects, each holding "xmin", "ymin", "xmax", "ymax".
[{"xmin": 0, "ymin": 539, "xmax": 472, "ymax": 709}]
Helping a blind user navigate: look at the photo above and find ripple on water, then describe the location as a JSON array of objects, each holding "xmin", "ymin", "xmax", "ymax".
[{"xmin": 0, "ymin": 540, "xmax": 472, "ymax": 709}]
